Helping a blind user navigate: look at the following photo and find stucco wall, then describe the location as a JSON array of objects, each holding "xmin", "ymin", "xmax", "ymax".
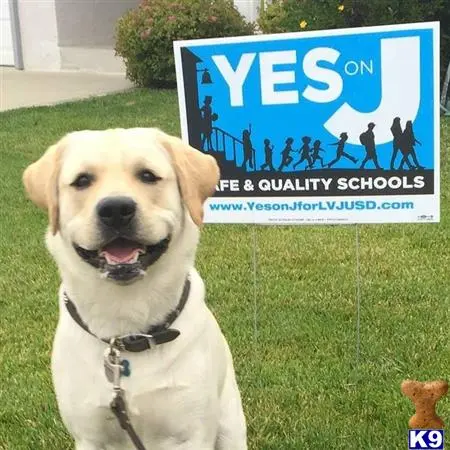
[
  {"xmin": 16, "ymin": 0, "xmax": 259, "ymax": 73},
  {"xmin": 55, "ymin": 0, "xmax": 139, "ymax": 48},
  {"xmin": 17, "ymin": 0, "xmax": 60, "ymax": 70},
  {"xmin": 235, "ymin": 0, "xmax": 260, "ymax": 23}
]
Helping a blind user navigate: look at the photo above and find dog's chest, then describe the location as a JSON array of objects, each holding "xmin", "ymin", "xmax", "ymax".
[{"xmin": 52, "ymin": 329, "xmax": 220, "ymax": 447}]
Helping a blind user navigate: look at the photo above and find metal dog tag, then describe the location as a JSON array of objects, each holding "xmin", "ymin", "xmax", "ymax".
[{"xmin": 103, "ymin": 348, "xmax": 121, "ymax": 384}]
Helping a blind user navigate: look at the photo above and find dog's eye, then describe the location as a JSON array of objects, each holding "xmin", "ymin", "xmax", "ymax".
[
  {"xmin": 71, "ymin": 173, "xmax": 93, "ymax": 190},
  {"xmin": 137, "ymin": 169, "xmax": 161, "ymax": 184}
]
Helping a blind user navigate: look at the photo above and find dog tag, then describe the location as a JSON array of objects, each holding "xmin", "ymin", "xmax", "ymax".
[
  {"xmin": 104, "ymin": 348, "xmax": 121, "ymax": 384},
  {"xmin": 121, "ymin": 359, "xmax": 131, "ymax": 377}
]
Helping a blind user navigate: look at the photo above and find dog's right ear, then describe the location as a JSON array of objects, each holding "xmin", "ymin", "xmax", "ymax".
[
  {"xmin": 156, "ymin": 130, "xmax": 220, "ymax": 227},
  {"xmin": 23, "ymin": 139, "xmax": 65, "ymax": 235}
]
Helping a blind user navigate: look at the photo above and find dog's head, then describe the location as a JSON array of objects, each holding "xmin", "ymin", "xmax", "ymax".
[{"xmin": 23, "ymin": 128, "xmax": 219, "ymax": 284}]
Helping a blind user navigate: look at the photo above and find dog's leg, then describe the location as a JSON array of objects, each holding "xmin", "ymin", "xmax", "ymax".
[{"xmin": 215, "ymin": 366, "xmax": 247, "ymax": 450}]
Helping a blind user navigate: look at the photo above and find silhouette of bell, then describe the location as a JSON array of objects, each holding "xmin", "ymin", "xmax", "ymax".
[{"xmin": 201, "ymin": 69, "xmax": 212, "ymax": 84}]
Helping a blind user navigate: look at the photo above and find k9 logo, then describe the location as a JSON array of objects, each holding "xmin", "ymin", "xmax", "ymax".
[{"xmin": 408, "ymin": 430, "xmax": 444, "ymax": 450}]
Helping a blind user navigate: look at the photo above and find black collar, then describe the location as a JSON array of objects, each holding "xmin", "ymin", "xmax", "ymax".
[{"xmin": 63, "ymin": 277, "xmax": 191, "ymax": 352}]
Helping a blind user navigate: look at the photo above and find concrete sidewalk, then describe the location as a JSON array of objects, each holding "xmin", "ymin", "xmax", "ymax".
[{"xmin": 0, "ymin": 68, "xmax": 134, "ymax": 112}]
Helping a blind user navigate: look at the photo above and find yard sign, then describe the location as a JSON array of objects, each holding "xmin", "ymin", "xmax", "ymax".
[{"xmin": 174, "ymin": 22, "xmax": 440, "ymax": 225}]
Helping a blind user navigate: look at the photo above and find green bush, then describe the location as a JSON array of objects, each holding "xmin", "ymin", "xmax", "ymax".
[
  {"xmin": 258, "ymin": 0, "xmax": 450, "ymax": 86},
  {"xmin": 115, "ymin": 0, "xmax": 254, "ymax": 88}
]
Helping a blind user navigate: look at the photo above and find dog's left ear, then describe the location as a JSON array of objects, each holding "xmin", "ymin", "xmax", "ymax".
[
  {"xmin": 23, "ymin": 138, "xmax": 65, "ymax": 235},
  {"xmin": 158, "ymin": 131, "xmax": 220, "ymax": 226}
]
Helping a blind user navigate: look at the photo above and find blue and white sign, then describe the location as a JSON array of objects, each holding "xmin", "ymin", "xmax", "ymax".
[{"xmin": 174, "ymin": 22, "xmax": 440, "ymax": 225}]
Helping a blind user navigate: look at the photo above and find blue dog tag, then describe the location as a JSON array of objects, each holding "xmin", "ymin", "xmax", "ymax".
[{"xmin": 121, "ymin": 359, "xmax": 131, "ymax": 377}]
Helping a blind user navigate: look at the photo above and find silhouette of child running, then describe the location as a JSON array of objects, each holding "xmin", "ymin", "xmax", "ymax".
[
  {"xmin": 278, "ymin": 137, "xmax": 295, "ymax": 171},
  {"xmin": 261, "ymin": 138, "xmax": 275, "ymax": 171},
  {"xmin": 309, "ymin": 140, "xmax": 325, "ymax": 168},
  {"xmin": 399, "ymin": 120, "xmax": 424, "ymax": 170},
  {"xmin": 327, "ymin": 132, "xmax": 357, "ymax": 168},
  {"xmin": 241, "ymin": 124, "xmax": 254, "ymax": 170},
  {"xmin": 293, "ymin": 136, "xmax": 313, "ymax": 170}
]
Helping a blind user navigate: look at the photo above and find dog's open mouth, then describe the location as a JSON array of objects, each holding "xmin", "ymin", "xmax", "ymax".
[
  {"xmin": 100, "ymin": 239, "xmax": 145, "ymax": 265},
  {"xmin": 74, "ymin": 236, "xmax": 171, "ymax": 283}
]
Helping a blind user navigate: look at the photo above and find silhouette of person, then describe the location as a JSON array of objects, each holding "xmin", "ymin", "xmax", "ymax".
[
  {"xmin": 261, "ymin": 138, "xmax": 275, "ymax": 171},
  {"xmin": 241, "ymin": 124, "xmax": 254, "ymax": 170},
  {"xmin": 360, "ymin": 122, "xmax": 381, "ymax": 170},
  {"xmin": 293, "ymin": 136, "xmax": 313, "ymax": 170},
  {"xmin": 327, "ymin": 132, "xmax": 357, "ymax": 168},
  {"xmin": 200, "ymin": 96, "xmax": 214, "ymax": 151},
  {"xmin": 399, "ymin": 120, "xmax": 424, "ymax": 170},
  {"xmin": 309, "ymin": 139, "xmax": 325, "ymax": 168},
  {"xmin": 278, "ymin": 137, "xmax": 295, "ymax": 171},
  {"xmin": 390, "ymin": 117, "xmax": 403, "ymax": 170}
]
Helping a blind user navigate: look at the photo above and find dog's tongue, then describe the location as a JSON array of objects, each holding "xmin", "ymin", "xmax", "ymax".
[{"xmin": 101, "ymin": 243, "xmax": 141, "ymax": 264}]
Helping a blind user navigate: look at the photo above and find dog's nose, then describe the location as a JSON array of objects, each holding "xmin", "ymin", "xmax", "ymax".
[{"xmin": 97, "ymin": 196, "xmax": 136, "ymax": 229}]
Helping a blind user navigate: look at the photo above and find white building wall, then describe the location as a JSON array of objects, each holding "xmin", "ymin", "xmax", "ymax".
[
  {"xmin": 0, "ymin": 0, "xmax": 14, "ymax": 65},
  {"xmin": 234, "ymin": 0, "xmax": 260, "ymax": 23},
  {"xmin": 15, "ymin": 0, "xmax": 260, "ymax": 73},
  {"xmin": 17, "ymin": 0, "xmax": 61, "ymax": 70}
]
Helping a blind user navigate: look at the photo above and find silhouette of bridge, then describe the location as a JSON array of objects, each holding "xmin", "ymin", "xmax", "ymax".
[{"xmin": 207, "ymin": 126, "xmax": 258, "ymax": 171}]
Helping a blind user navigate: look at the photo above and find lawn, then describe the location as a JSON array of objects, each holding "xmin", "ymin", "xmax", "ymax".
[{"xmin": 0, "ymin": 89, "xmax": 449, "ymax": 450}]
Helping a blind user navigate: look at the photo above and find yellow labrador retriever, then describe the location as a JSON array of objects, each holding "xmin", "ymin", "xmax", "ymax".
[{"xmin": 23, "ymin": 128, "xmax": 247, "ymax": 450}]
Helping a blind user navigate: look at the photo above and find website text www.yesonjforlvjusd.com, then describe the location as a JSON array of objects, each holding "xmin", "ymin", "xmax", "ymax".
[{"xmin": 209, "ymin": 199, "xmax": 415, "ymax": 213}]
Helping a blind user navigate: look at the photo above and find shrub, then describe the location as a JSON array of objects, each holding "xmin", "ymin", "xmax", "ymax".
[
  {"xmin": 115, "ymin": 0, "xmax": 255, "ymax": 88},
  {"xmin": 258, "ymin": 0, "xmax": 449, "ymax": 86}
]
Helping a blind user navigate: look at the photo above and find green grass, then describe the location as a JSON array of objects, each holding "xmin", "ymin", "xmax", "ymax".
[{"xmin": 0, "ymin": 89, "xmax": 449, "ymax": 449}]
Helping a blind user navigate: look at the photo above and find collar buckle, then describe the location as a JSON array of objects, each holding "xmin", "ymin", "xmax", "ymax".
[{"xmin": 119, "ymin": 333, "xmax": 156, "ymax": 351}]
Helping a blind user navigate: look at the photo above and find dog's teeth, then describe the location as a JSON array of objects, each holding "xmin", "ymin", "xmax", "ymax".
[
  {"xmin": 108, "ymin": 260, "xmax": 121, "ymax": 265},
  {"xmin": 102, "ymin": 252, "xmax": 140, "ymax": 265}
]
